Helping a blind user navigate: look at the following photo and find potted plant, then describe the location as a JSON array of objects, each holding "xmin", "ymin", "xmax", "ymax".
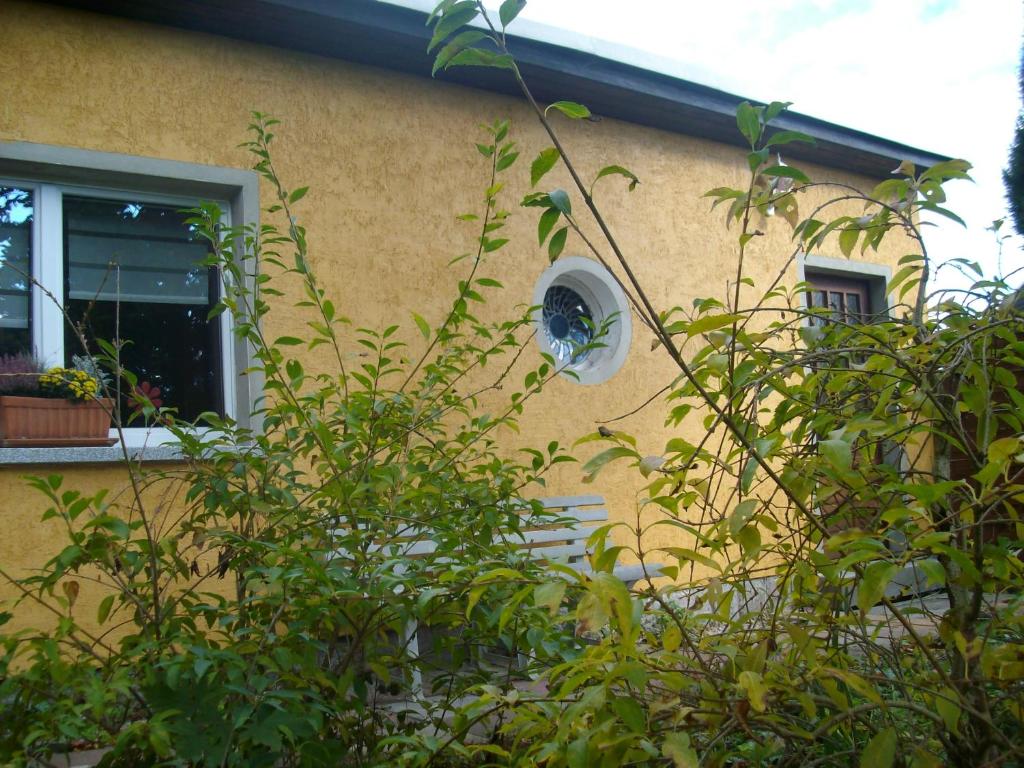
[{"xmin": 0, "ymin": 353, "xmax": 114, "ymax": 447}]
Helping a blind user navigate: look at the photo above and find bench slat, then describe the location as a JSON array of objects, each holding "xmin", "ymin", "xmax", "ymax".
[
  {"xmin": 528, "ymin": 543, "xmax": 588, "ymax": 562},
  {"xmin": 536, "ymin": 495, "xmax": 605, "ymax": 509},
  {"xmin": 509, "ymin": 526, "xmax": 599, "ymax": 546}
]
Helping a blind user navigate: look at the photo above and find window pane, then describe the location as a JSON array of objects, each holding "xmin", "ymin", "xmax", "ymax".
[
  {"xmin": 828, "ymin": 291, "xmax": 844, "ymax": 320},
  {"xmin": 0, "ymin": 187, "xmax": 33, "ymax": 356},
  {"xmin": 808, "ymin": 289, "xmax": 828, "ymax": 326},
  {"xmin": 845, "ymin": 292, "xmax": 862, "ymax": 320},
  {"xmin": 63, "ymin": 196, "xmax": 222, "ymax": 423}
]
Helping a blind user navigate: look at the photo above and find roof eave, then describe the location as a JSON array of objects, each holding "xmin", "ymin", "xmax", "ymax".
[{"xmin": 41, "ymin": 0, "xmax": 951, "ymax": 176}]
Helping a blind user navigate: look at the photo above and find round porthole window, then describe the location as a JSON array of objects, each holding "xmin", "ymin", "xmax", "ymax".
[{"xmin": 533, "ymin": 256, "xmax": 632, "ymax": 385}]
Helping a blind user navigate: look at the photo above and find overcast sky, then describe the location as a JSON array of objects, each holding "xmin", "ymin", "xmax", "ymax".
[
  {"xmin": 504, "ymin": 0, "xmax": 1024, "ymax": 290},
  {"xmin": 397, "ymin": 0, "xmax": 1024, "ymax": 289}
]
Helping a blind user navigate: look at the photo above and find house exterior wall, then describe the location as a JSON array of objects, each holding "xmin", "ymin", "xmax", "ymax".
[{"xmin": 0, "ymin": 0, "xmax": 912, "ymax": 628}]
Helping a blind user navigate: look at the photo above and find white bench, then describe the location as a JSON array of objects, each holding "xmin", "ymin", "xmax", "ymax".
[
  {"xmin": 368, "ymin": 494, "xmax": 662, "ymax": 588},
  {"xmin": 352, "ymin": 495, "xmax": 664, "ymax": 699}
]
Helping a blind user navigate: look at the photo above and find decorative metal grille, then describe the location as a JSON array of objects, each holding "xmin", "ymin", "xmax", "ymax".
[{"xmin": 542, "ymin": 285, "xmax": 593, "ymax": 364}]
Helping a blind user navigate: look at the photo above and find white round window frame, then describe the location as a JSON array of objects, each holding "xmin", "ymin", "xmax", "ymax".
[{"xmin": 533, "ymin": 256, "xmax": 632, "ymax": 385}]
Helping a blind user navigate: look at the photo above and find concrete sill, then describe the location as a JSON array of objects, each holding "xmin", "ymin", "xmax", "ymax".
[{"xmin": 0, "ymin": 444, "xmax": 186, "ymax": 466}]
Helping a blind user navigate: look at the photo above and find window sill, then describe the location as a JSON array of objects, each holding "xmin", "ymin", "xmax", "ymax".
[{"xmin": 0, "ymin": 444, "xmax": 186, "ymax": 466}]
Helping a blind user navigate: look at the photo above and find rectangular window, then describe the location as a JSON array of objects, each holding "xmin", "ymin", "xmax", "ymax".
[
  {"xmin": 62, "ymin": 195, "xmax": 223, "ymax": 423},
  {"xmin": 0, "ymin": 178, "xmax": 233, "ymax": 444}
]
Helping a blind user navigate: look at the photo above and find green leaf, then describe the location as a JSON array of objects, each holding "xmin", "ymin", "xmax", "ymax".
[
  {"xmin": 736, "ymin": 525, "xmax": 761, "ymax": 558},
  {"xmin": 499, "ymin": 0, "xmax": 526, "ymax": 27},
  {"xmin": 496, "ymin": 151, "xmax": 519, "ymax": 171},
  {"xmin": 274, "ymin": 336, "xmax": 304, "ymax": 346},
  {"xmin": 531, "ymin": 147, "xmax": 560, "ymax": 187},
  {"xmin": 740, "ymin": 456, "xmax": 757, "ymax": 494},
  {"xmin": 661, "ymin": 546, "xmax": 722, "ymax": 573},
  {"xmin": 593, "ymin": 164, "xmax": 640, "ymax": 191},
  {"xmin": 582, "ymin": 445, "xmax": 639, "ymax": 478},
  {"xmin": 97, "ymin": 593, "xmax": 115, "ymax": 624},
  {"xmin": 288, "ymin": 186, "xmax": 309, "ymax": 204},
  {"xmin": 537, "ymin": 208, "xmax": 560, "ymax": 245},
  {"xmin": 546, "ymin": 101, "xmax": 591, "ymax": 119},
  {"xmin": 729, "ymin": 499, "xmax": 758, "ymax": 535},
  {"xmin": 819, "ymin": 438, "xmax": 851, "ymax": 472},
  {"xmin": 857, "ymin": 561, "xmax": 900, "ymax": 612},
  {"xmin": 432, "ymin": 30, "xmax": 488, "ymax": 75},
  {"xmin": 567, "ymin": 737, "xmax": 589, "ymax": 768},
  {"xmin": 687, "ymin": 313, "xmax": 740, "ymax": 337},
  {"xmin": 887, "ymin": 264, "xmax": 921, "ymax": 293},
  {"xmin": 838, "ymin": 227, "xmax": 859, "ymax": 258},
  {"xmin": 548, "ymin": 226, "xmax": 568, "ymax": 261},
  {"xmin": 736, "ymin": 101, "xmax": 761, "ymax": 147},
  {"xmin": 428, "ymin": 1, "xmax": 479, "ymax": 52},
  {"xmin": 412, "ymin": 312, "xmax": 431, "ymax": 340},
  {"xmin": 766, "ymin": 129, "xmax": 815, "ymax": 147},
  {"xmin": 443, "ymin": 48, "xmax": 514, "ymax": 72},
  {"xmin": 549, "ymin": 188, "xmax": 572, "ymax": 216},
  {"xmin": 612, "ymin": 697, "xmax": 646, "ymax": 732},
  {"xmin": 860, "ymin": 726, "xmax": 897, "ymax": 768},
  {"xmin": 763, "ymin": 100, "xmax": 793, "ymax": 122},
  {"xmin": 465, "ymin": 584, "xmax": 486, "ymax": 618},
  {"xmin": 920, "ymin": 158, "xmax": 972, "ymax": 183},
  {"xmin": 762, "ymin": 164, "xmax": 810, "ymax": 183}
]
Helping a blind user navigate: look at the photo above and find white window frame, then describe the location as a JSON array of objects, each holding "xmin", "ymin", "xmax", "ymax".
[
  {"xmin": 0, "ymin": 142, "xmax": 260, "ymax": 455},
  {"xmin": 532, "ymin": 255, "xmax": 632, "ymax": 385}
]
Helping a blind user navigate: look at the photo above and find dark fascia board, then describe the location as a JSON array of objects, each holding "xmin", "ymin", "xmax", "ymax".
[{"xmin": 42, "ymin": 0, "xmax": 950, "ymax": 177}]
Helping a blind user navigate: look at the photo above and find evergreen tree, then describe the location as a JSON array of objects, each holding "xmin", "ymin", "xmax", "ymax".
[{"xmin": 1003, "ymin": 46, "xmax": 1024, "ymax": 236}]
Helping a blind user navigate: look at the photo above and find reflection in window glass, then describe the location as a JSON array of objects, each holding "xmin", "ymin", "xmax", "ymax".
[
  {"xmin": 808, "ymin": 289, "xmax": 828, "ymax": 326},
  {"xmin": 828, "ymin": 291, "xmax": 844, "ymax": 319},
  {"xmin": 63, "ymin": 196, "xmax": 222, "ymax": 422},
  {"xmin": 0, "ymin": 187, "xmax": 33, "ymax": 356},
  {"xmin": 845, "ymin": 292, "xmax": 861, "ymax": 320}
]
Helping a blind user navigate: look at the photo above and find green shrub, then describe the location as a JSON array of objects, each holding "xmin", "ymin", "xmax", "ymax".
[{"xmin": 0, "ymin": 116, "xmax": 581, "ymax": 766}]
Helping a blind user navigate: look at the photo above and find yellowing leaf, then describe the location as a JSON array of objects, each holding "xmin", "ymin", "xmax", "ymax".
[
  {"xmin": 935, "ymin": 686, "xmax": 961, "ymax": 734},
  {"xmin": 662, "ymin": 733, "xmax": 698, "ymax": 768},
  {"xmin": 61, "ymin": 580, "xmax": 80, "ymax": 608},
  {"xmin": 534, "ymin": 581, "xmax": 566, "ymax": 615},
  {"xmin": 738, "ymin": 670, "xmax": 768, "ymax": 712},
  {"xmin": 663, "ymin": 624, "xmax": 682, "ymax": 652},
  {"xmin": 860, "ymin": 726, "xmax": 897, "ymax": 768}
]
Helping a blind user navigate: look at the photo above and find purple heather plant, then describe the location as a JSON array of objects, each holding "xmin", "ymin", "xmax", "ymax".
[{"xmin": 0, "ymin": 352, "xmax": 44, "ymax": 396}]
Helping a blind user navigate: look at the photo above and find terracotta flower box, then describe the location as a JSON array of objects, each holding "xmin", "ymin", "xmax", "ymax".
[{"xmin": 0, "ymin": 395, "xmax": 115, "ymax": 447}]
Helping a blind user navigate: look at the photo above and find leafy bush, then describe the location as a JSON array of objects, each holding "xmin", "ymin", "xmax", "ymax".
[
  {"xmin": 0, "ymin": 116, "xmax": 582, "ymax": 766},
  {"xmin": 408, "ymin": 3, "xmax": 1024, "ymax": 767},
  {"xmin": 1, "ymin": 3, "xmax": 1022, "ymax": 766}
]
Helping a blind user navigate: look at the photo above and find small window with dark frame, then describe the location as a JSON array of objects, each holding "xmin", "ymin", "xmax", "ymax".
[{"xmin": 806, "ymin": 274, "xmax": 871, "ymax": 326}]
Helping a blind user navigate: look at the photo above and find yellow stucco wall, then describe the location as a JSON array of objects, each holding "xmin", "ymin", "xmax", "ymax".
[{"xmin": 0, "ymin": 1, "xmax": 912, "ymax": 627}]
